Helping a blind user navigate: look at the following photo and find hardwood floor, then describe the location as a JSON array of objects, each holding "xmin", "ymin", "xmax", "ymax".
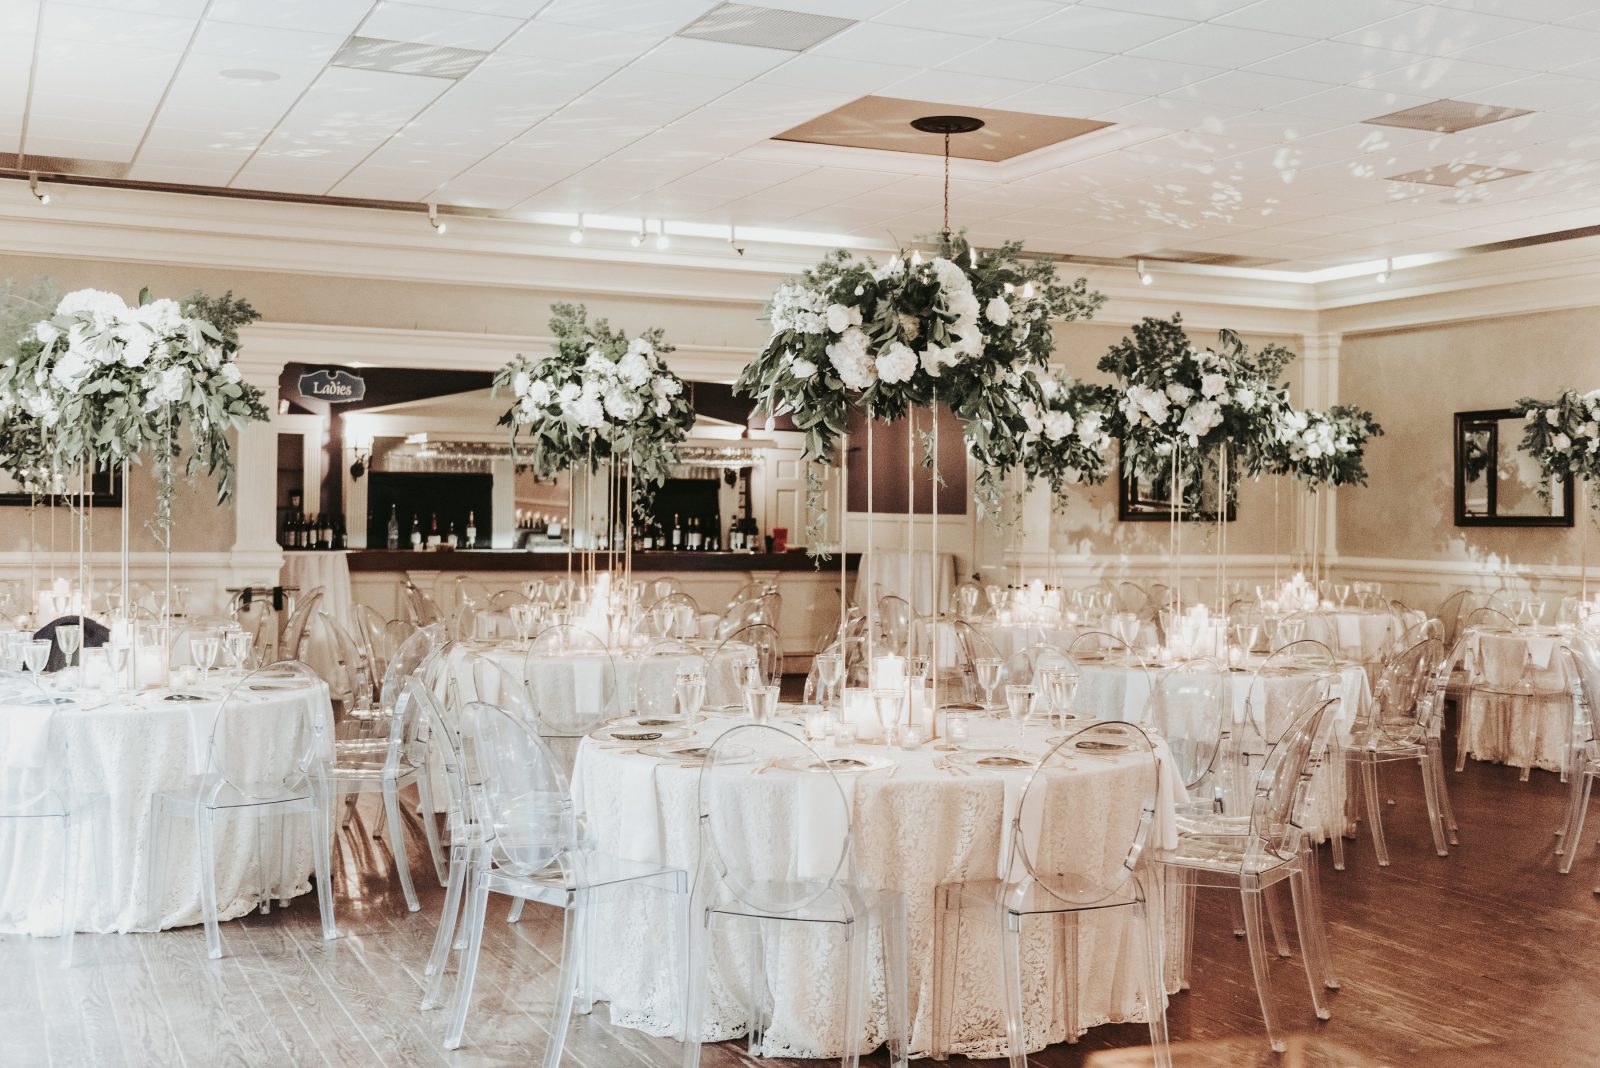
[{"xmin": 10, "ymin": 711, "xmax": 1600, "ymax": 1067}]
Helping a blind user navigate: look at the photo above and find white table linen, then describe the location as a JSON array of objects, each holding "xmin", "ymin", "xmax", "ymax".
[
  {"xmin": 0, "ymin": 676, "xmax": 330, "ymax": 934},
  {"xmin": 280, "ymin": 550, "xmax": 356, "ymax": 633},
  {"xmin": 864, "ymin": 550, "xmax": 956, "ymax": 618},
  {"xmin": 1459, "ymin": 626, "xmax": 1574, "ymax": 772},
  {"xmin": 570, "ymin": 716, "xmax": 1186, "ymax": 1059}
]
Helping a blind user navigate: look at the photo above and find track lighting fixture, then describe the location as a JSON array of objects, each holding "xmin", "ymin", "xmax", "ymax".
[
  {"xmin": 28, "ymin": 171, "xmax": 49, "ymax": 205},
  {"xmin": 427, "ymin": 202, "xmax": 445, "ymax": 235},
  {"xmin": 1376, "ymin": 257, "xmax": 1391, "ymax": 284},
  {"xmin": 1137, "ymin": 258, "xmax": 1153, "ymax": 286},
  {"xmin": 568, "ymin": 214, "xmax": 584, "ymax": 244}
]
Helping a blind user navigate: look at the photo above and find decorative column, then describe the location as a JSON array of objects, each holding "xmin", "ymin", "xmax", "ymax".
[{"xmin": 229, "ymin": 358, "xmax": 287, "ymax": 591}]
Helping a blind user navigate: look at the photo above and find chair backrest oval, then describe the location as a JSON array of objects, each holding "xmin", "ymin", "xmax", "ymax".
[
  {"xmin": 379, "ymin": 622, "xmax": 444, "ymax": 716},
  {"xmin": 525, "ymin": 626, "xmax": 617, "ymax": 735},
  {"xmin": 466, "ymin": 700, "xmax": 575, "ymax": 878},
  {"xmin": 699, "ymin": 723, "xmax": 853, "ymax": 916},
  {"xmin": 402, "ymin": 581, "xmax": 443, "ymax": 627},
  {"xmin": 354, "ymin": 603, "xmax": 389, "ymax": 669},
  {"xmin": 1242, "ymin": 639, "xmax": 1337, "ymax": 746},
  {"xmin": 632, "ymin": 640, "xmax": 708, "ymax": 718},
  {"xmin": 1013, "ymin": 720, "xmax": 1158, "ymax": 907},
  {"xmin": 1435, "ymin": 587, "xmax": 1473, "ymax": 647},
  {"xmin": 718, "ymin": 597, "xmax": 773, "ymax": 638},
  {"xmin": 876, "ymin": 595, "xmax": 914, "ymax": 656},
  {"xmin": 715, "ymin": 623, "xmax": 782, "ymax": 688},
  {"xmin": 204, "ymin": 660, "xmax": 331, "ymax": 805},
  {"xmin": 1367, "ymin": 637, "xmax": 1444, "ymax": 748},
  {"xmin": 1462, "ymin": 604, "xmax": 1515, "ymax": 630},
  {"xmin": 1567, "ymin": 634, "xmax": 1600, "ymax": 760},
  {"xmin": 301, "ymin": 611, "xmax": 371, "ymax": 721},
  {"xmin": 281, "ymin": 586, "xmax": 326, "ymax": 660},
  {"xmin": 1146, "ymin": 658, "xmax": 1228, "ymax": 791},
  {"xmin": 1246, "ymin": 696, "xmax": 1338, "ymax": 867}
]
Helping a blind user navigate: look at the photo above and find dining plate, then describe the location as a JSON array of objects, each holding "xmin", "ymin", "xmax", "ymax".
[
  {"xmin": 947, "ymin": 748, "xmax": 1033, "ymax": 770},
  {"xmin": 590, "ymin": 721, "xmax": 694, "ymax": 745},
  {"xmin": 163, "ymin": 693, "xmax": 207, "ymax": 702},
  {"xmin": 774, "ymin": 753, "xmax": 893, "ymax": 774},
  {"xmin": 1074, "ymin": 738, "xmax": 1134, "ymax": 753},
  {"xmin": 640, "ymin": 741, "xmax": 751, "ymax": 763}
]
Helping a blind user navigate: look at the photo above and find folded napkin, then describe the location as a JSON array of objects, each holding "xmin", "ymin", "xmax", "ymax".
[
  {"xmin": 570, "ymin": 655, "xmax": 607, "ymax": 718},
  {"xmin": 1335, "ymin": 614, "xmax": 1363, "ymax": 653}
]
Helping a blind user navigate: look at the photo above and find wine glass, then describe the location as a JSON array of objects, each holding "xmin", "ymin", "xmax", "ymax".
[
  {"xmin": 1232, "ymin": 622, "xmax": 1261, "ymax": 658},
  {"xmin": 957, "ymin": 585, "xmax": 979, "ymax": 618},
  {"xmin": 674, "ymin": 668, "xmax": 705, "ymax": 726},
  {"xmin": 108, "ymin": 641, "xmax": 131, "ymax": 694},
  {"xmin": 1278, "ymin": 617, "xmax": 1305, "ymax": 649},
  {"xmin": 24, "ymin": 638, "xmax": 52, "ymax": 677},
  {"xmin": 1038, "ymin": 667, "xmax": 1079, "ymax": 729},
  {"xmin": 745, "ymin": 684, "xmax": 779, "ymax": 725},
  {"xmin": 1529, "ymin": 599, "xmax": 1548, "ymax": 626},
  {"xmin": 192, "ymin": 630, "xmax": 221, "ymax": 689},
  {"xmin": 56, "ymin": 623, "xmax": 81, "ymax": 666},
  {"xmin": 1004, "ymin": 683, "xmax": 1036, "ymax": 746},
  {"xmin": 871, "ymin": 687, "xmax": 904, "ymax": 746},
  {"xmin": 975, "ymin": 656, "xmax": 1004, "ymax": 712},
  {"xmin": 1335, "ymin": 584, "xmax": 1351, "ymax": 609},
  {"xmin": 1113, "ymin": 611, "xmax": 1141, "ymax": 647},
  {"xmin": 815, "ymin": 652, "xmax": 843, "ymax": 727}
]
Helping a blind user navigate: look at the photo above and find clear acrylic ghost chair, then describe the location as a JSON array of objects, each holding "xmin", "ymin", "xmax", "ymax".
[
  {"xmin": 1160, "ymin": 697, "xmax": 1340, "ymax": 1054},
  {"xmin": 432, "ymin": 701, "xmax": 689, "ymax": 1056},
  {"xmin": 149, "ymin": 661, "xmax": 337, "ymax": 959},
  {"xmin": 524, "ymin": 626, "xmax": 618, "ymax": 768},
  {"xmin": 633, "ymin": 640, "xmax": 708, "ymax": 719},
  {"xmin": 718, "ymin": 596, "xmax": 774, "ymax": 639},
  {"xmin": 280, "ymin": 586, "xmax": 326, "ymax": 660},
  {"xmin": 930, "ymin": 719, "xmax": 1168, "ymax": 1066},
  {"xmin": 354, "ymin": 603, "xmax": 391, "ymax": 680},
  {"xmin": 0, "ymin": 674, "xmax": 105, "ymax": 965},
  {"xmin": 950, "ymin": 619, "xmax": 1006, "ymax": 707},
  {"xmin": 231, "ymin": 597, "xmax": 280, "ymax": 665},
  {"xmin": 876, "ymin": 594, "xmax": 915, "ymax": 657},
  {"xmin": 302, "ymin": 611, "xmax": 374, "ymax": 723},
  {"xmin": 683, "ymin": 723, "xmax": 908, "ymax": 1068},
  {"xmin": 1553, "ymin": 635, "xmax": 1600, "ymax": 874},
  {"xmin": 713, "ymin": 622, "xmax": 782, "ymax": 693},
  {"xmin": 644, "ymin": 591, "xmax": 700, "ymax": 634},
  {"xmin": 1340, "ymin": 638, "xmax": 1452, "ymax": 867},
  {"xmin": 1148, "ymin": 658, "xmax": 1231, "ymax": 812},
  {"xmin": 1237, "ymin": 640, "xmax": 1341, "ymax": 857},
  {"xmin": 403, "ymin": 581, "xmax": 445, "ymax": 627}
]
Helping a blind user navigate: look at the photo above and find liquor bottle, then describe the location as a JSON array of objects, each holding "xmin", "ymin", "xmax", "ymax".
[
  {"xmin": 465, "ymin": 510, "xmax": 477, "ymax": 547},
  {"xmin": 334, "ymin": 516, "xmax": 347, "ymax": 551},
  {"xmin": 671, "ymin": 514, "xmax": 682, "ymax": 550},
  {"xmin": 319, "ymin": 514, "xmax": 332, "ymax": 549},
  {"xmin": 409, "ymin": 514, "xmax": 422, "ymax": 551},
  {"xmin": 642, "ymin": 520, "xmax": 655, "ymax": 550},
  {"xmin": 428, "ymin": 513, "xmax": 440, "ymax": 548},
  {"xmin": 446, "ymin": 521, "xmax": 459, "ymax": 549},
  {"xmin": 386, "ymin": 505, "xmax": 399, "ymax": 550},
  {"xmin": 686, "ymin": 516, "xmax": 701, "ymax": 551}
]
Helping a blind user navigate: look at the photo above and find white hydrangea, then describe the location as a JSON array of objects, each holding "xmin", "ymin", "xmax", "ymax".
[
  {"xmin": 875, "ymin": 341, "xmax": 917, "ymax": 384},
  {"xmin": 825, "ymin": 327, "xmax": 876, "ymax": 390},
  {"xmin": 525, "ymin": 380, "xmax": 553, "ymax": 408},
  {"xmin": 220, "ymin": 362, "xmax": 242, "ymax": 385},
  {"xmin": 1126, "ymin": 384, "xmax": 1170, "ymax": 426},
  {"xmin": 1041, "ymin": 409, "xmax": 1075, "ymax": 441},
  {"xmin": 50, "ymin": 349, "xmax": 93, "ymax": 390},
  {"xmin": 616, "ymin": 351, "xmax": 651, "ymax": 388},
  {"xmin": 1200, "ymin": 372, "xmax": 1227, "ymax": 399},
  {"xmin": 146, "ymin": 364, "xmax": 187, "ymax": 408},
  {"xmin": 653, "ymin": 374, "xmax": 681, "ymax": 398},
  {"xmin": 1165, "ymin": 382, "xmax": 1194, "ymax": 406},
  {"xmin": 1178, "ymin": 400, "xmax": 1221, "ymax": 444},
  {"xmin": 791, "ymin": 357, "xmax": 817, "ymax": 380},
  {"xmin": 571, "ymin": 393, "xmax": 606, "ymax": 428},
  {"xmin": 984, "ymin": 296, "xmax": 1011, "ymax": 326},
  {"xmin": 56, "ymin": 289, "xmax": 128, "ymax": 321}
]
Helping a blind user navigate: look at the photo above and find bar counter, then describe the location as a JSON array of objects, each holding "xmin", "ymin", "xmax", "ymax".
[{"xmin": 345, "ymin": 549, "xmax": 860, "ymax": 572}]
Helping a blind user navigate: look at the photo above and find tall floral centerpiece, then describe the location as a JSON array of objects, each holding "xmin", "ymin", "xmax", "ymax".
[
  {"xmin": 1271, "ymin": 404, "xmax": 1383, "ymax": 589},
  {"xmin": 493, "ymin": 303, "xmax": 693, "ymax": 621},
  {"xmin": 1099, "ymin": 314, "xmax": 1297, "ymax": 613},
  {"xmin": 1, "ymin": 286, "xmax": 268, "ymax": 636},
  {"xmin": 1516, "ymin": 390, "xmax": 1600, "ymax": 597}
]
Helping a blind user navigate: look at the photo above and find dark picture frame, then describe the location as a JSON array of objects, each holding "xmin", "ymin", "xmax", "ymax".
[
  {"xmin": 0, "ymin": 464, "xmax": 122, "ymax": 507},
  {"xmin": 1117, "ymin": 445, "xmax": 1238, "ymax": 522},
  {"xmin": 1454, "ymin": 408, "xmax": 1574, "ymax": 527}
]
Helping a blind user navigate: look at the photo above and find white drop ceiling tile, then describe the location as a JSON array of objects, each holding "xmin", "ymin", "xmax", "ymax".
[
  {"xmin": 23, "ymin": 133, "xmax": 143, "ymax": 160},
  {"xmin": 703, "ymin": 79, "xmax": 853, "ymax": 118},
  {"xmin": 1215, "ymin": 0, "xmax": 1419, "ymax": 38},
  {"xmin": 1055, "ymin": 55, "xmax": 1222, "ymax": 96},
  {"xmin": 632, "ymin": 36, "xmax": 790, "ymax": 80},
  {"xmin": 433, "ymin": 172, "xmax": 542, "ymax": 204},
  {"xmin": 35, "ymin": 38, "xmax": 181, "ymax": 98},
  {"xmin": 878, "ymin": 68, "xmax": 1040, "ymax": 108},
  {"xmin": 28, "ymin": 90, "xmax": 166, "ymax": 127},
  {"xmin": 41, "ymin": 1, "xmax": 195, "ymax": 47},
  {"xmin": 988, "ymin": 83, "xmax": 1145, "ymax": 119},
  {"xmin": 1131, "ymin": 23, "xmax": 1313, "ymax": 70},
  {"xmin": 1246, "ymin": 40, "xmax": 1420, "ymax": 84},
  {"xmin": 254, "ymin": 67, "xmax": 449, "ymax": 165},
  {"xmin": 622, "ymin": 190, "xmax": 741, "ymax": 214},
  {"xmin": 1097, "ymin": 96, "xmax": 1252, "ymax": 131},
  {"xmin": 1355, "ymin": 57, "xmax": 1526, "ymax": 99},
  {"xmin": 359, "ymin": 2, "xmax": 523, "ymax": 50},
  {"xmin": 754, "ymin": 0, "xmax": 897, "ymax": 16},
  {"xmin": 186, "ymin": 20, "xmax": 345, "ymax": 65},
  {"xmin": 125, "ymin": 162, "xmax": 241, "ymax": 184},
  {"xmin": 1080, "ymin": 0, "xmax": 1262, "ymax": 16},
  {"xmin": 360, "ymin": 138, "xmax": 486, "ymax": 171},
  {"xmin": 1339, "ymin": 7, "xmax": 1538, "ymax": 54},
  {"xmin": 131, "ymin": 141, "xmax": 256, "ymax": 168},
  {"xmin": 233, "ymin": 156, "xmax": 365, "ymax": 193},
  {"xmin": 145, "ymin": 102, "xmax": 282, "ymax": 142},
  {"xmin": 208, "ymin": 0, "xmax": 371, "ymax": 34},
  {"xmin": 0, "ymin": 1, "xmax": 39, "ymax": 35},
  {"xmin": 811, "ymin": 23, "xmax": 983, "ymax": 67},
  {"xmin": 756, "ymin": 55, "xmax": 911, "ymax": 94},
  {"xmin": 1017, "ymin": 6, "xmax": 1193, "ymax": 53},
  {"xmin": 535, "ymin": 0, "xmax": 718, "ymax": 36},
  {"xmin": 872, "ymin": 0, "xmax": 1061, "ymax": 37},
  {"xmin": 1204, "ymin": 110, "xmax": 1350, "ymax": 143},
  {"xmin": 330, "ymin": 164, "xmax": 456, "ymax": 200},
  {"xmin": 1452, "ymin": 24, "xmax": 1600, "ymax": 71},
  {"xmin": 937, "ymin": 40, "xmax": 1104, "ymax": 83},
  {"xmin": 777, "ymin": 166, "xmax": 902, "ymax": 194},
  {"xmin": 583, "ymin": 65, "xmax": 741, "ymax": 108},
  {"xmin": 401, "ymin": 0, "xmax": 548, "ymax": 15},
  {"xmin": 497, "ymin": 20, "xmax": 662, "ymax": 65}
]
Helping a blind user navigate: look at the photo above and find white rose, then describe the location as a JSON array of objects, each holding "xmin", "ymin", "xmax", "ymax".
[
  {"xmin": 571, "ymin": 394, "xmax": 606, "ymax": 429},
  {"xmin": 626, "ymin": 337, "xmax": 653, "ymax": 360},
  {"xmin": 50, "ymin": 349, "xmax": 93, "ymax": 390},
  {"xmin": 1165, "ymin": 382, "xmax": 1194, "ymax": 405},
  {"xmin": 1041, "ymin": 410, "xmax": 1074, "ymax": 441},
  {"xmin": 1200, "ymin": 373, "xmax": 1227, "ymax": 399},
  {"xmin": 146, "ymin": 364, "xmax": 187, "ymax": 408},
  {"xmin": 984, "ymin": 296, "xmax": 1010, "ymax": 327},
  {"xmin": 558, "ymin": 382, "xmax": 581, "ymax": 404},
  {"xmin": 512, "ymin": 370, "xmax": 532, "ymax": 396},
  {"xmin": 33, "ymin": 322, "xmax": 59, "ymax": 347},
  {"xmin": 220, "ymin": 362, "xmax": 241, "ymax": 384},
  {"xmin": 526, "ymin": 381, "xmax": 553, "ymax": 407},
  {"xmin": 654, "ymin": 396, "xmax": 670, "ymax": 417},
  {"xmin": 1552, "ymin": 432, "xmax": 1573, "ymax": 451},
  {"xmin": 824, "ymin": 303, "xmax": 854, "ymax": 333},
  {"xmin": 791, "ymin": 357, "xmax": 817, "ymax": 380},
  {"xmin": 1547, "ymin": 409, "xmax": 1561, "ymax": 427},
  {"xmin": 653, "ymin": 374, "xmax": 681, "ymax": 398},
  {"xmin": 616, "ymin": 351, "xmax": 651, "ymax": 388},
  {"xmin": 875, "ymin": 341, "xmax": 917, "ymax": 384}
]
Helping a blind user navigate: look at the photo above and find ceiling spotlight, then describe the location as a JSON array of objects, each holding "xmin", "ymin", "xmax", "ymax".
[
  {"xmin": 654, "ymin": 230, "xmax": 670, "ymax": 250},
  {"xmin": 1137, "ymin": 258, "xmax": 1153, "ymax": 286},
  {"xmin": 630, "ymin": 222, "xmax": 646, "ymax": 248},
  {"xmin": 568, "ymin": 213, "xmax": 584, "ymax": 244},
  {"xmin": 27, "ymin": 171, "xmax": 49, "ymax": 205},
  {"xmin": 427, "ymin": 201, "xmax": 445, "ymax": 235},
  {"xmin": 1376, "ymin": 257, "xmax": 1392, "ymax": 284}
]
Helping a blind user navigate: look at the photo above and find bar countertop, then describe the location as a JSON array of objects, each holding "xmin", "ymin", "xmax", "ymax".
[{"xmin": 344, "ymin": 548, "xmax": 859, "ymax": 572}]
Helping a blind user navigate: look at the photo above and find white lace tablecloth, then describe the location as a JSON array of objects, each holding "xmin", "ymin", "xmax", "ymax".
[
  {"xmin": 570, "ymin": 717, "xmax": 1186, "ymax": 1059},
  {"xmin": 1459, "ymin": 626, "xmax": 1572, "ymax": 772},
  {"xmin": 0, "ymin": 676, "xmax": 328, "ymax": 934},
  {"xmin": 864, "ymin": 550, "xmax": 956, "ymax": 618},
  {"xmin": 280, "ymin": 550, "xmax": 356, "ymax": 632},
  {"xmin": 1297, "ymin": 609, "xmax": 1419, "ymax": 666}
]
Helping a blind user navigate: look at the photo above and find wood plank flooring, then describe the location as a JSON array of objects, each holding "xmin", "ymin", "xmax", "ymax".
[{"xmin": 9, "ymin": 709, "xmax": 1600, "ymax": 1067}]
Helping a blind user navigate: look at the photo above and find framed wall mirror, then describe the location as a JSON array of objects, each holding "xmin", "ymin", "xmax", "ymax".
[
  {"xmin": 1117, "ymin": 446, "xmax": 1238, "ymax": 522},
  {"xmin": 1454, "ymin": 408, "xmax": 1573, "ymax": 527}
]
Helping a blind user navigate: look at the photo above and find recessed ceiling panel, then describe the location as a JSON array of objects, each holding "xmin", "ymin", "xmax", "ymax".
[
  {"xmin": 675, "ymin": 3, "xmax": 854, "ymax": 52},
  {"xmin": 330, "ymin": 36, "xmax": 489, "ymax": 80},
  {"xmin": 773, "ymin": 96, "xmax": 1112, "ymax": 162},
  {"xmin": 1386, "ymin": 163, "xmax": 1532, "ymax": 187},
  {"xmin": 1363, "ymin": 98, "xmax": 1532, "ymax": 133}
]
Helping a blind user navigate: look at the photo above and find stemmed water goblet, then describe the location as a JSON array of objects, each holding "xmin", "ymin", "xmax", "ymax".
[
  {"xmin": 975, "ymin": 656, "xmax": 1004, "ymax": 713},
  {"xmin": 24, "ymin": 638, "xmax": 52, "ymax": 677},
  {"xmin": 56, "ymin": 624, "xmax": 82, "ymax": 688},
  {"xmin": 872, "ymin": 687, "xmax": 904, "ymax": 746},
  {"xmin": 674, "ymin": 667, "xmax": 705, "ymax": 727},
  {"xmin": 744, "ymin": 683, "xmax": 779, "ymax": 725},
  {"xmin": 815, "ymin": 652, "xmax": 843, "ymax": 730},
  {"xmin": 1004, "ymin": 683, "xmax": 1036, "ymax": 747},
  {"xmin": 191, "ymin": 630, "xmax": 221, "ymax": 690},
  {"xmin": 1233, "ymin": 621, "xmax": 1261, "ymax": 659},
  {"xmin": 1038, "ymin": 667, "xmax": 1078, "ymax": 729},
  {"xmin": 1335, "ymin": 584, "xmax": 1351, "ymax": 609},
  {"xmin": 108, "ymin": 640, "xmax": 131, "ymax": 694}
]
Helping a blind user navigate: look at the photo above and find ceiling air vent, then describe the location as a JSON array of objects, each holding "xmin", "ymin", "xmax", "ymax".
[
  {"xmin": 676, "ymin": 2, "xmax": 855, "ymax": 52},
  {"xmin": 1387, "ymin": 164, "xmax": 1530, "ymax": 187},
  {"xmin": 331, "ymin": 36, "xmax": 487, "ymax": 80},
  {"xmin": 1363, "ymin": 98, "xmax": 1530, "ymax": 134}
]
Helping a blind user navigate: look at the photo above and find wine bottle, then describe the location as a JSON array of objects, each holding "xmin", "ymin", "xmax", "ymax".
[
  {"xmin": 642, "ymin": 521, "xmax": 655, "ymax": 550},
  {"xmin": 386, "ymin": 505, "xmax": 399, "ymax": 550},
  {"xmin": 428, "ymin": 513, "xmax": 440, "ymax": 548},
  {"xmin": 686, "ymin": 516, "xmax": 701, "ymax": 551},
  {"xmin": 465, "ymin": 510, "xmax": 477, "ymax": 547},
  {"xmin": 671, "ymin": 513, "xmax": 682, "ymax": 550},
  {"xmin": 410, "ymin": 514, "xmax": 423, "ymax": 551},
  {"xmin": 334, "ymin": 516, "xmax": 347, "ymax": 551},
  {"xmin": 446, "ymin": 521, "xmax": 459, "ymax": 549}
]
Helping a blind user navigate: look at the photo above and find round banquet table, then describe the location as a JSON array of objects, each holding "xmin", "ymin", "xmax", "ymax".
[
  {"xmin": 569, "ymin": 716, "xmax": 1188, "ymax": 1059},
  {"xmin": 0, "ymin": 673, "xmax": 329, "ymax": 934},
  {"xmin": 1458, "ymin": 626, "xmax": 1572, "ymax": 774},
  {"xmin": 1070, "ymin": 653, "xmax": 1372, "ymax": 837},
  {"xmin": 1293, "ymin": 608, "xmax": 1421, "ymax": 667},
  {"xmin": 279, "ymin": 550, "xmax": 356, "ymax": 632}
]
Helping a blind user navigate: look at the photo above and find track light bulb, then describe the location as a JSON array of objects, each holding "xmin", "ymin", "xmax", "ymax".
[
  {"xmin": 630, "ymin": 230, "xmax": 644, "ymax": 248},
  {"xmin": 1376, "ymin": 257, "xmax": 1391, "ymax": 284},
  {"xmin": 427, "ymin": 202, "xmax": 445, "ymax": 234},
  {"xmin": 28, "ymin": 171, "xmax": 49, "ymax": 205},
  {"xmin": 1137, "ymin": 258, "xmax": 1153, "ymax": 286},
  {"xmin": 655, "ymin": 231, "xmax": 669, "ymax": 250}
]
